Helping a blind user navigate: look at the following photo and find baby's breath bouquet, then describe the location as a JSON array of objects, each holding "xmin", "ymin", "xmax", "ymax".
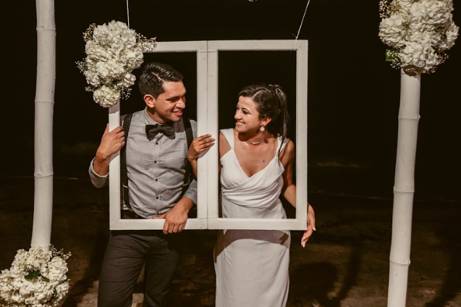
[
  {"xmin": 379, "ymin": 0, "xmax": 458, "ymax": 75},
  {"xmin": 77, "ymin": 20, "xmax": 156, "ymax": 108},
  {"xmin": 0, "ymin": 246, "xmax": 71, "ymax": 307}
]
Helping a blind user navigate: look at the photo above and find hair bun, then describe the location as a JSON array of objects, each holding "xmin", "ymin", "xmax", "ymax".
[{"xmin": 268, "ymin": 83, "xmax": 281, "ymax": 91}]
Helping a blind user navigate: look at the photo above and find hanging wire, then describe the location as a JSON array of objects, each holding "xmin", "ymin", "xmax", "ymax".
[
  {"xmin": 126, "ymin": 0, "xmax": 131, "ymax": 28},
  {"xmin": 295, "ymin": 0, "xmax": 311, "ymax": 40}
]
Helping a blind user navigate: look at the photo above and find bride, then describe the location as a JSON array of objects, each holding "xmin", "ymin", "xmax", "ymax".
[{"xmin": 188, "ymin": 83, "xmax": 316, "ymax": 307}]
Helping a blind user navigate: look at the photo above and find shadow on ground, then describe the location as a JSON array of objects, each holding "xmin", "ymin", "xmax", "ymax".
[{"xmin": 1, "ymin": 177, "xmax": 460, "ymax": 307}]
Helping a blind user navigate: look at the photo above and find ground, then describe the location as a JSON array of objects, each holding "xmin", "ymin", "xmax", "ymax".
[{"xmin": 1, "ymin": 176, "xmax": 460, "ymax": 307}]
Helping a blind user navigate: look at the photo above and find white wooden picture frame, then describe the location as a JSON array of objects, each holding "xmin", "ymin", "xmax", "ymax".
[
  {"xmin": 108, "ymin": 41, "xmax": 208, "ymax": 230},
  {"xmin": 108, "ymin": 40, "xmax": 308, "ymax": 231},
  {"xmin": 206, "ymin": 40, "xmax": 308, "ymax": 230}
]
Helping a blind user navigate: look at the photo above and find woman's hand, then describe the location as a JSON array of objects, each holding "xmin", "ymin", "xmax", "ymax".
[
  {"xmin": 187, "ymin": 134, "xmax": 215, "ymax": 161},
  {"xmin": 301, "ymin": 204, "xmax": 316, "ymax": 248}
]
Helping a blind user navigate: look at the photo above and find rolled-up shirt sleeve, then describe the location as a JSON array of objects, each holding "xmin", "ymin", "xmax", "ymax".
[
  {"xmin": 183, "ymin": 177, "xmax": 197, "ymax": 204},
  {"xmin": 88, "ymin": 158, "xmax": 108, "ymax": 188}
]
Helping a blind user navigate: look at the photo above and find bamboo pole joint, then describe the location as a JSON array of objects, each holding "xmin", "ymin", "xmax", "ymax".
[
  {"xmin": 390, "ymin": 258, "xmax": 411, "ymax": 266},
  {"xmin": 397, "ymin": 115, "xmax": 420, "ymax": 120},
  {"xmin": 34, "ymin": 172, "xmax": 54, "ymax": 178},
  {"xmin": 393, "ymin": 187, "xmax": 415, "ymax": 193},
  {"xmin": 35, "ymin": 99, "xmax": 55, "ymax": 104},
  {"xmin": 36, "ymin": 26, "xmax": 56, "ymax": 31}
]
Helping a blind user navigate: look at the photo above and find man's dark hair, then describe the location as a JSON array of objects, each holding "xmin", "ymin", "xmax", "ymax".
[{"xmin": 138, "ymin": 62, "xmax": 183, "ymax": 98}]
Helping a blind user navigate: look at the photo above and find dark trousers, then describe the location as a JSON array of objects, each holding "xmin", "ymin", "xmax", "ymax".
[{"xmin": 98, "ymin": 231, "xmax": 179, "ymax": 307}]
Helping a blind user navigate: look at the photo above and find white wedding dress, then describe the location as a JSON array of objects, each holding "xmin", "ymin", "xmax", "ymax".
[{"xmin": 214, "ymin": 128, "xmax": 290, "ymax": 307}]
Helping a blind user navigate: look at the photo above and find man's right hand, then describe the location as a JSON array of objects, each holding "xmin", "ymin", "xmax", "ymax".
[{"xmin": 93, "ymin": 126, "xmax": 125, "ymax": 176}]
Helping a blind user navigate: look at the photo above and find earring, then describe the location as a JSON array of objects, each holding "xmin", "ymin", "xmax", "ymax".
[{"xmin": 259, "ymin": 126, "xmax": 265, "ymax": 132}]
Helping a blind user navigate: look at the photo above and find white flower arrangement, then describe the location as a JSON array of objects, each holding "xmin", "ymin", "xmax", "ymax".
[
  {"xmin": 379, "ymin": 0, "xmax": 459, "ymax": 75},
  {"xmin": 77, "ymin": 20, "xmax": 156, "ymax": 108},
  {"xmin": 0, "ymin": 246, "xmax": 71, "ymax": 307}
]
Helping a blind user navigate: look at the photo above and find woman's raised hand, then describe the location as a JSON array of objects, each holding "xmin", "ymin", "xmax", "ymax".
[{"xmin": 187, "ymin": 134, "xmax": 215, "ymax": 161}]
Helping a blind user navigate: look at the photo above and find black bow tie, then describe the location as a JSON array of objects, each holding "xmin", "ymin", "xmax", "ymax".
[{"xmin": 145, "ymin": 124, "xmax": 175, "ymax": 140}]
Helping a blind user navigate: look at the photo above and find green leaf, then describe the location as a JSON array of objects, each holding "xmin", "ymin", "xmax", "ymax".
[{"xmin": 24, "ymin": 270, "xmax": 41, "ymax": 281}]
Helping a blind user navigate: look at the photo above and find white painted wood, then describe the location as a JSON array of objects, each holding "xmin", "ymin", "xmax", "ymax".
[
  {"xmin": 387, "ymin": 70, "xmax": 421, "ymax": 307},
  {"xmin": 206, "ymin": 44, "xmax": 220, "ymax": 220},
  {"xmin": 208, "ymin": 40, "xmax": 304, "ymax": 51},
  {"xmin": 206, "ymin": 40, "xmax": 309, "ymax": 230},
  {"xmin": 196, "ymin": 42, "xmax": 209, "ymax": 223},
  {"xmin": 110, "ymin": 218, "xmax": 208, "ymax": 230},
  {"xmin": 208, "ymin": 218, "xmax": 306, "ymax": 230},
  {"xmin": 109, "ymin": 40, "xmax": 308, "ymax": 230},
  {"xmin": 31, "ymin": 0, "xmax": 56, "ymax": 248},
  {"xmin": 108, "ymin": 104, "xmax": 122, "ymax": 229},
  {"xmin": 110, "ymin": 41, "xmax": 208, "ymax": 230},
  {"xmin": 296, "ymin": 41, "xmax": 308, "ymax": 224}
]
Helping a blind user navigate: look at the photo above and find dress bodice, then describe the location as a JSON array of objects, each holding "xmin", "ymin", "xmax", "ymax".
[{"xmin": 220, "ymin": 128, "xmax": 287, "ymax": 219}]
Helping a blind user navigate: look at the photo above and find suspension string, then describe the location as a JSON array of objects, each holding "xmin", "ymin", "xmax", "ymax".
[
  {"xmin": 126, "ymin": 0, "xmax": 131, "ymax": 28},
  {"xmin": 295, "ymin": 0, "xmax": 311, "ymax": 40}
]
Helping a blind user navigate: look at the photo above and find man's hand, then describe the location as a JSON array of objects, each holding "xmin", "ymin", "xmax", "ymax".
[
  {"xmin": 161, "ymin": 198, "xmax": 193, "ymax": 234},
  {"xmin": 93, "ymin": 126, "xmax": 125, "ymax": 176},
  {"xmin": 187, "ymin": 134, "xmax": 215, "ymax": 161}
]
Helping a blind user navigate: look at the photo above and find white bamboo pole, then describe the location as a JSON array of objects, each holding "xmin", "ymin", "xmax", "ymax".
[
  {"xmin": 31, "ymin": 0, "xmax": 56, "ymax": 248},
  {"xmin": 387, "ymin": 70, "xmax": 421, "ymax": 307}
]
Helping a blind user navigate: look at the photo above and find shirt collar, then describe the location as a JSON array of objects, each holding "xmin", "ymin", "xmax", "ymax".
[
  {"xmin": 143, "ymin": 108, "xmax": 178, "ymax": 130},
  {"xmin": 143, "ymin": 108, "xmax": 161, "ymax": 125}
]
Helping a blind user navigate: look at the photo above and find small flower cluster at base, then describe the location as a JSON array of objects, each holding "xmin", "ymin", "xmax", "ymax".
[
  {"xmin": 379, "ymin": 0, "xmax": 458, "ymax": 75},
  {"xmin": 77, "ymin": 20, "xmax": 157, "ymax": 108},
  {"xmin": 0, "ymin": 246, "xmax": 71, "ymax": 307}
]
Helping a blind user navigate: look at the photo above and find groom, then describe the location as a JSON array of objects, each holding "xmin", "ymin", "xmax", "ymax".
[{"xmin": 89, "ymin": 62, "xmax": 197, "ymax": 307}]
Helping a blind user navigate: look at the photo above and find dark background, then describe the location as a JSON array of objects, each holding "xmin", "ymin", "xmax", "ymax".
[{"xmin": 3, "ymin": 0, "xmax": 460, "ymax": 202}]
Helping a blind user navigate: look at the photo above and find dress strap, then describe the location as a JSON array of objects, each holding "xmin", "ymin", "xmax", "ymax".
[
  {"xmin": 220, "ymin": 128, "xmax": 235, "ymax": 149},
  {"xmin": 276, "ymin": 136, "xmax": 290, "ymax": 162},
  {"xmin": 278, "ymin": 136, "xmax": 288, "ymax": 153}
]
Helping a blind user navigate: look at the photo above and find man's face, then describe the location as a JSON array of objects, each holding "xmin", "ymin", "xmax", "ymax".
[{"xmin": 147, "ymin": 81, "xmax": 186, "ymax": 123}]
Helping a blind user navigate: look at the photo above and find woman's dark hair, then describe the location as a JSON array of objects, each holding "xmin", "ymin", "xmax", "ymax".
[
  {"xmin": 238, "ymin": 83, "xmax": 290, "ymax": 141},
  {"xmin": 138, "ymin": 62, "xmax": 183, "ymax": 98}
]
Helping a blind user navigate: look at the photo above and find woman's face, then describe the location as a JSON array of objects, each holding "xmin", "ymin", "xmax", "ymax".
[{"xmin": 234, "ymin": 96, "xmax": 264, "ymax": 133}]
